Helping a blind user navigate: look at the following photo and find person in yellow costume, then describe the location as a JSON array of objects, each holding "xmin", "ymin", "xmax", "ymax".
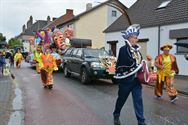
[
  {"xmin": 154, "ymin": 44, "xmax": 179, "ymax": 103},
  {"xmin": 40, "ymin": 48, "xmax": 58, "ymax": 89},
  {"xmin": 33, "ymin": 47, "xmax": 43, "ymax": 73},
  {"xmin": 14, "ymin": 49, "xmax": 24, "ymax": 68}
]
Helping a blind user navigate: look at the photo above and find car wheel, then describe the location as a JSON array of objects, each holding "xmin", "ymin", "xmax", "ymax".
[
  {"xmin": 64, "ymin": 65, "xmax": 71, "ymax": 78},
  {"xmin": 81, "ymin": 68, "xmax": 90, "ymax": 84}
]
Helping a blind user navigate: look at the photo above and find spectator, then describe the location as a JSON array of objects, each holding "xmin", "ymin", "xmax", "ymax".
[{"xmin": 0, "ymin": 51, "xmax": 6, "ymax": 75}]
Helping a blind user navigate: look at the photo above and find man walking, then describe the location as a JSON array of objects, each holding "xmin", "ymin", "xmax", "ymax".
[{"xmin": 113, "ymin": 24, "xmax": 146, "ymax": 125}]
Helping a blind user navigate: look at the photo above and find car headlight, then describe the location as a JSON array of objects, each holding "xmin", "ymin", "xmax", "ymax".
[{"xmin": 91, "ymin": 62, "xmax": 103, "ymax": 68}]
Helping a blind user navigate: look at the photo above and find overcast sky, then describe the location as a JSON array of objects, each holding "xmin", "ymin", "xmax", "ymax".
[{"xmin": 0, "ymin": 0, "xmax": 137, "ymax": 41}]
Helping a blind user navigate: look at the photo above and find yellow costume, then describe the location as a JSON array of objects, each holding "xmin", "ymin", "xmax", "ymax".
[
  {"xmin": 34, "ymin": 50, "xmax": 43, "ymax": 73},
  {"xmin": 154, "ymin": 44, "xmax": 179, "ymax": 102},
  {"xmin": 14, "ymin": 52, "xmax": 23, "ymax": 68},
  {"xmin": 40, "ymin": 52, "xmax": 57, "ymax": 89}
]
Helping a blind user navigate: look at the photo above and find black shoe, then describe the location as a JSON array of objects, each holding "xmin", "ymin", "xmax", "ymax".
[
  {"xmin": 48, "ymin": 85, "xmax": 53, "ymax": 89},
  {"xmin": 155, "ymin": 95, "xmax": 162, "ymax": 99},
  {"xmin": 114, "ymin": 118, "xmax": 121, "ymax": 125},
  {"xmin": 170, "ymin": 96, "xmax": 178, "ymax": 103},
  {"xmin": 44, "ymin": 86, "xmax": 47, "ymax": 89}
]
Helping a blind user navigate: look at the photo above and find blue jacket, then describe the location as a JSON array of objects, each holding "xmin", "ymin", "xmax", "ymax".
[
  {"xmin": 116, "ymin": 42, "xmax": 142, "ymax": 74},
  {"xmin": 0, "ymin": 56, "xmax": 6, "ymax": 67}
]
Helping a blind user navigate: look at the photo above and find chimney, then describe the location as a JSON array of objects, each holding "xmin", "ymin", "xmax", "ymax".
[
  {"xmin": 66, "ymin": 9, "xmax": 73, "ymax": 15},
  {"xmin": 86, "ymin": 3, "xmax": 92, "ymax": 11},
  {"xmin": 47, "ymin": 16, "xmax": 51, "ymax": 24},
  {"xmin": 22, "ymin": 25, "xmax": 26, "ymax": 32},
  {"xmin": 30, "ymin": 16, "xmax": 33, "ymax": 24},
  {"xmin": 27, "ymin": 15, "xmax": 33, "ymax": 28},
  {"xmin": 52, "ymin": 17, "xmax": 57, "ymax": 21}
]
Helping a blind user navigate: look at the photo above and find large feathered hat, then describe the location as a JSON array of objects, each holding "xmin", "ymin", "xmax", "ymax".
[{"xmin": 122, "ymin": 24, "xmax": 140, "ymax": 39}]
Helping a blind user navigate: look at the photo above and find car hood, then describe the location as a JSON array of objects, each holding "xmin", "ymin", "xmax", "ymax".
[{"xmin": 85, "ymin": 57, "xmax": 99, "ymax": 62}]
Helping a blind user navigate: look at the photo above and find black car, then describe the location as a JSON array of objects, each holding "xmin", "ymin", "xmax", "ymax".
[{"xmin": 62, "ymin": 48, "xmax": 116, "ymax": 84}]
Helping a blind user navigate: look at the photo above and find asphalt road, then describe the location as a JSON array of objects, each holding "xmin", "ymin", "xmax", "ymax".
[{"xmin": 11, "ymin": 62, "xmax": 188, "ymax": 125}]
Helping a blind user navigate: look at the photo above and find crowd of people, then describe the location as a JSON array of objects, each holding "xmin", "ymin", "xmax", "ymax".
[{"xmin": 0, "ymin": 24, "xmax": 181, "ymax": 125}]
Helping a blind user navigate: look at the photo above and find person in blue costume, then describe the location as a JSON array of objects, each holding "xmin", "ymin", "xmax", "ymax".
[{"xmin": 113, "ymin": 24, "xmax": 146, "ymax": 125}]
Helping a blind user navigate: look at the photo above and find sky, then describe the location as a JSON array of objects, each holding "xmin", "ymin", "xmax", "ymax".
[{"xmin": 0, "ymin": 0, "xmax": 137, "ymax": 41}]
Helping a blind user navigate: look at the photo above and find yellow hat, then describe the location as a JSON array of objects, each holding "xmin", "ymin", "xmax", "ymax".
[{"xmin": 160, "ymin": 44, "xmax": 172, "ymax": 51}]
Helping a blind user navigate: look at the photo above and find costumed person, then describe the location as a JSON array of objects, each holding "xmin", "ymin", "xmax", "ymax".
[
  {"xmin": 40, "ymin": 48, "xmax": 57, "ymax": 89},
  {"xmin": 146, "ymin": 55, "xmax": 155, "ymax": 72},
  {"xmin": 14, "ymin": 49, "xmax": 24, "ymax": 68},
  {"xmin": 113, "ymin": 24, "xmax": 146, "ymax": 125},
  {"xmin": 0, "ymin": 51, "xmax": 6, "ymax": 75},
  {"xmin": 154, "ymin": 44, "xmax": 179, "ymax": 103},
  {"xmin": 33, "ymin": 46, "xmax": 43, "ymax": 73}
]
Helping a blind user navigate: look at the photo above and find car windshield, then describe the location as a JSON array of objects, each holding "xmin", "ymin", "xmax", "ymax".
[{"xmin": 84, "ymin": 49, "xmax": 109, "ymax": 58}]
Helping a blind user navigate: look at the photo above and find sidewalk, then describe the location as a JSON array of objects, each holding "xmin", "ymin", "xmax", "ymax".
[{"xmin": 0, "ymin": 75, "xmax": 13, "ymax": 125}]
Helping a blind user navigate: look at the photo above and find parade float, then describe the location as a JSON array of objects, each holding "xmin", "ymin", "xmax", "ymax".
[
  {"xmin": 28, "ymin": 27, "xmax": 74, "ymax": 70},
  {"xmin": 28, "ymin": 26, "xmax": 117, "ymax": 75}
]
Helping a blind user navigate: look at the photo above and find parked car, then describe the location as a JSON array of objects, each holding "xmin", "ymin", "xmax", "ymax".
[{"xmin": 62, "ymin": 48, "xmax": 116, "ymax": 84}]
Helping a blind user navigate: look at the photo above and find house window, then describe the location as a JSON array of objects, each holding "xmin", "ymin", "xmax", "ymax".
[
  {"xmin": 176, "ymin": 38, "xmax": 188, "ymax": 53},
  {"xmin": 157, "ymin": 0, "xmax": 172, "ymax": 10},
  {"xmin": 112, "ymin": 10, "xmax": 117, "ymax": 17}
]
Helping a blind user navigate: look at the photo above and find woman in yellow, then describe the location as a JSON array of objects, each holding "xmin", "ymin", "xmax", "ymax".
[
  {"xmin": 14, "ymin": 49, "xmax": 24, "ymax": 68},
  {"xmin": 40, "ymin": 48, "xmax": 57, "ymax": 89},
  {"xmin": 154, "ymin": 44, "xmax": 179, "ymax": 103},
  {"xmin": 33, "ymin": 47, "xmax": 43, "ymax": 73}
]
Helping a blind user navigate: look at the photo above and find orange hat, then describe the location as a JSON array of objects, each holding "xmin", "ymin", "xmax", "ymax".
[{"xmin": 160, "ymin": 44, "xmax": 172, "ymax": 51}]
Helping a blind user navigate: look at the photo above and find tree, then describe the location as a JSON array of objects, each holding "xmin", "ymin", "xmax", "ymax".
[
  {"xmin": 8, "ymin": 38, "xmax": 23, "ymax": 49},
  {"xmin": 0, "ymin": 33, "xmax": 6, "ymax": 42}
]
